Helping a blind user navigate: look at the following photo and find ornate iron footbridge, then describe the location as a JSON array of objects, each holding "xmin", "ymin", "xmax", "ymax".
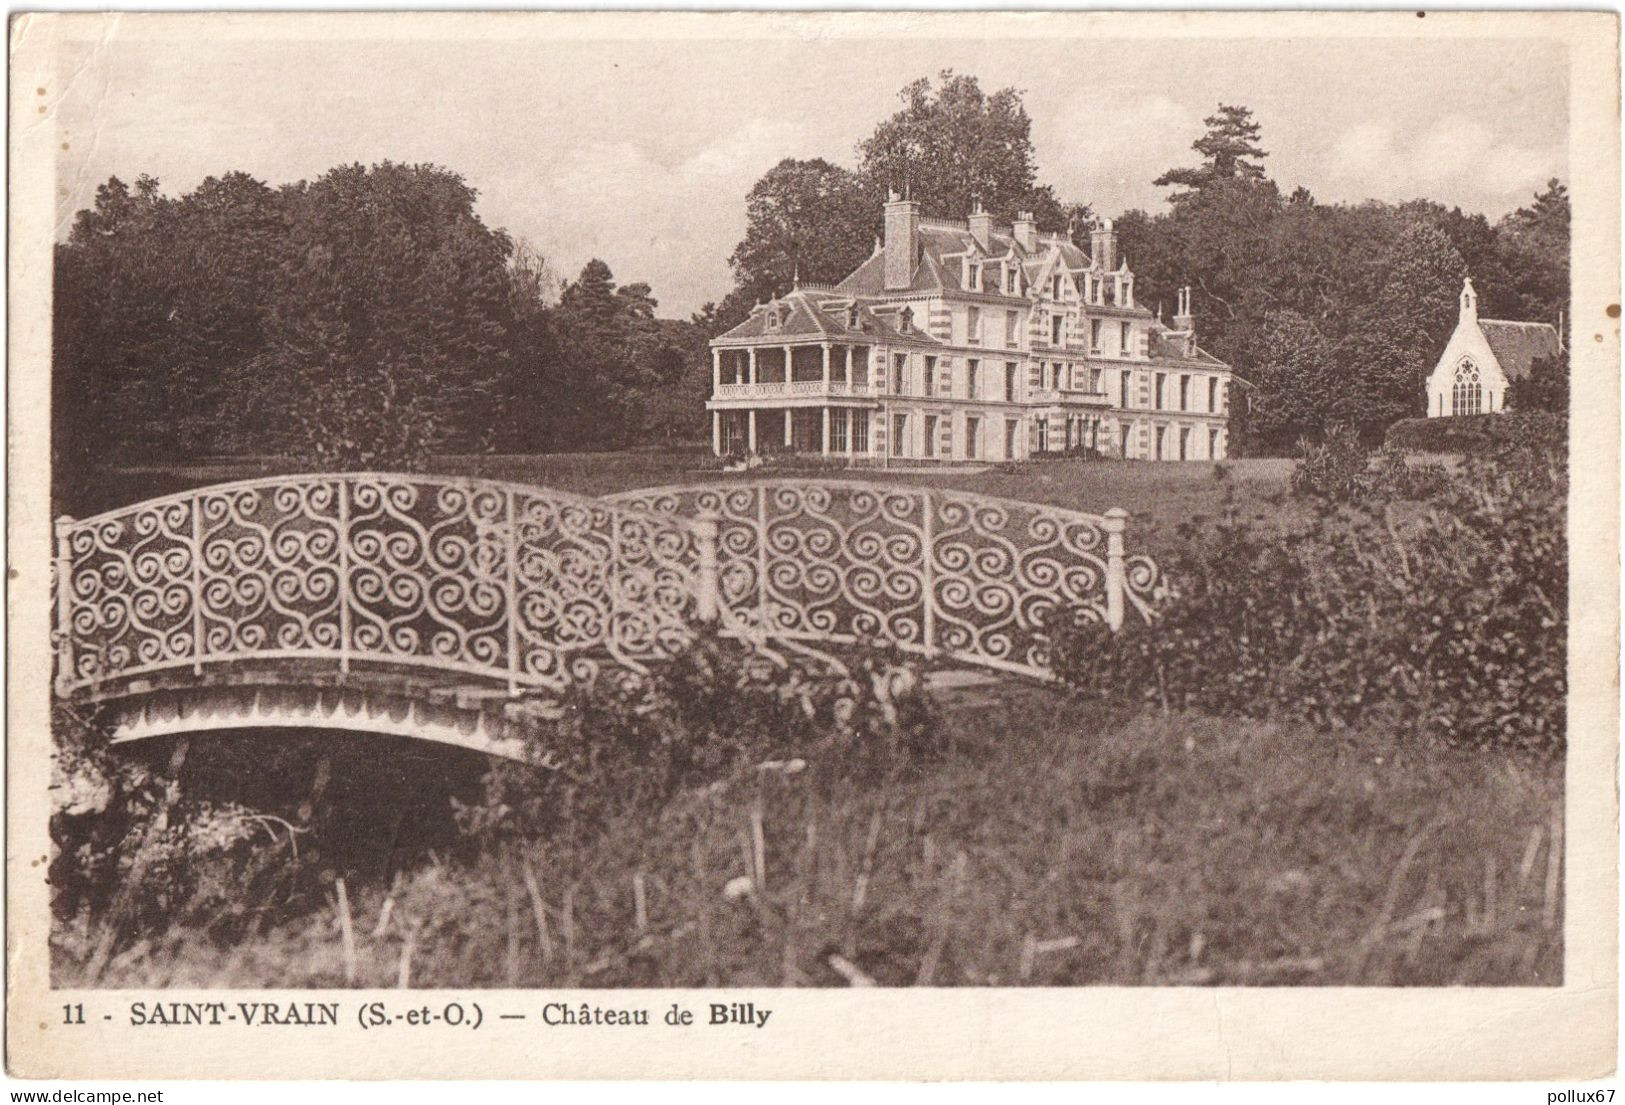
[{"xmin": 53, "ymin": 474, "xmax": 1163, "ymax": 758}]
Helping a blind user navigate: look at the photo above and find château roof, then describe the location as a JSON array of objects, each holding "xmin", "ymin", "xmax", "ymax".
[
  {"xmin": 835, "ymin": 222, "xmax": 1104, "ymax": 301},
  {"xmin": 1478, "ymin": 320, "xmax": 1561, "ymax": 380},
  {"xmin": 711, "ymin": 287, "xmax": 942, "ymax": 346}
]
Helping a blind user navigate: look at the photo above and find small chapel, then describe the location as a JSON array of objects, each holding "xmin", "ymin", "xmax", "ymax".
[{"xmin": 1425, "ymin": 277, "xmax": 1562, "ymax": 418}]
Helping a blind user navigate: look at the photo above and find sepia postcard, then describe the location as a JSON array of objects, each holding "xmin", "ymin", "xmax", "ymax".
[{"xmin": 6, "ymin": 9, "xmax": 1620, "ymax": 1081}]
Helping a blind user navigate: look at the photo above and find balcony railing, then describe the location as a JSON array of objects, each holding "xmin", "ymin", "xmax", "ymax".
[{"xmin": 714, "ymin": 379, "xmax": 870, "ymax": 400}]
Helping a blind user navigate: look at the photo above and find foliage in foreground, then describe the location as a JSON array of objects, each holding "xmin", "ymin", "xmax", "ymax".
[
  {"xmin": 49, "ymin": 631, "xmax": 935, "ymax": 977},
  {"xmin": 1054, "ymin": 431, "xmax": 1566, "ymax": 753},
  {"xmin": 59, "ymin": 700, "xmax": 1563, "ymax": 988}
]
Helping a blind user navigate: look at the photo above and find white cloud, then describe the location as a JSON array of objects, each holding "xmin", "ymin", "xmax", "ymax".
[{"xmin": 1321, "ymin": 115, "xmax": 1563, "ymax": 215}]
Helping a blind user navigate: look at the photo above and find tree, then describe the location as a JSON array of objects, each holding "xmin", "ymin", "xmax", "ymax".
[
  {"xmin": 241, "ymin": 162, "xmax": 516, "ymax": 469},
  {"xmin": 1154, "ymin": 104, "xmax": 1269, "ymax": 202},
  {"xmin": 726, "ymin": 159, "xmax": 877, "ymax": 312},
  {"xmin": 1507, "ymin": 353, "xmax": 1569, "ymax": 415},
  {"xmin": 858, "ymin": 72, "xmax": 1069, "ymax": 227},
  {"xmin": 1235, "ymin": 310, "xmax": 1339, "ymax": 454}
]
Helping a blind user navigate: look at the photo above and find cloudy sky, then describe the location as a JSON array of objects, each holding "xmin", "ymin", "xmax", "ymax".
[{"xmin": 48, "ymin": 16, "xmax": 1568, "ymax": 317}]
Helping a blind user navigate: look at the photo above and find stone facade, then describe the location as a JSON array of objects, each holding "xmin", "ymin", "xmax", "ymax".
[{"xmin": 707, "ymin": 195, "xmax": 1233, "ymax": 462}]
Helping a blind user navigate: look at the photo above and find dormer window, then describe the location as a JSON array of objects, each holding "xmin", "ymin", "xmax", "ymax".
[
  {"xmin": 899, "ymin": 306, "xmax": 913, "ymax": 334},
  {"xmin": 765, "ymin": 303, "xmax": 785, "ymax": 332}
]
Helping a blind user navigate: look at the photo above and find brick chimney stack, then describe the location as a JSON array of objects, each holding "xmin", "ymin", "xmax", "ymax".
[
  {"xmin": 1090, "ymin": 219, "xmax": 1118, "ymax": 274},
  {"xmin": 967, "ymin": 199, "xmax": 993, "ymax": 250},
  {"xmin": 1012, "ymin": 210, "xmax": 1038, "ymax": 252},
  {"xmin": 884, "ymin": 190, "xmax": 920, "ymax": 291}
]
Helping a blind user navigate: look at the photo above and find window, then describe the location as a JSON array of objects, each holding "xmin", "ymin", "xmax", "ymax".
[
  {"xmin": 1121, "ymin": 321, "xmax": 1132, "ymax": 355},
  {"xmin": 852, "ymin": 412, "xmax": 869, "ymax": 455},
  {"xmin": 923, "ymin": 415, "xmax": 938, "ymax": 458},
  {"xmin": 1120, "ymin": 423, "xmax": 1132, "ymax": 458},
  {"xmin": 892, "ymin": 413, "xmax": 908, "ymax": 457},
  {"xmin": 1036, "ymin": 416, "xmax": 1050, "ymax": 453},
  {"xmin": 831, "ymin": 411, "xmax": 849, "ymax": 454},
  {"xmin": 1005, "ymin": 419, "xmax": 1020, "ymax": 460},
  {"xmin": 1179, "ymin": 427, "xmax": 1191, "ymax": 460},
  {"xmin": 967, "ymin": 359, "xmax": 980, "ymax": 400},
  {"xmin": 1179, "ymin": 376, "xmax": 1190, "ymax": 412},
  {"xmin": 899, "ymin": 306, "xmax": 913, "ymax": 334},
  {"xmin": 1453, "ymin": 360, "xmax": 1483, "ymax": 416},
  {"xmin": 1005, "ymin": 310, "xmax": 1020, "ymax": 347},
  {"xmin": 966, "ymin": 416, "xmax": 980, "ymax": 459},
  {"xmin": 1155, "ymin": 425, "xmax": 1167, "ymax": 460},
  {"xmin": 1208, "ymin": 377, "xmax": 1219, "ymax": 412},
  {"xmin": 1051, "ymin": 314, "xmax": 1065, "ymax": 346},
  {"xmin": 1005, "ymin": 362, "xmax": 1018, "ymax": 402},
  {"xmin": 1052, "ymin": 273, "xmax": 1062, "ymax": 299},
  {"xmin": 1154, "ymin": 373, "xmax": 1167, "ymax": 410},
  {"xmin": 1090, "ymin": 367, "xmax": 1103, "ymax": 393},
  {"xmin": 1210, "ymin": 427, "xmax": 1221, "ymax": 460},
  {"xmin": 892, "ymin": 354, "xmax": 906, "ymax": 395},
  {"xmin": 925, "ymin": 356, "xmax": 939, "ymax": 396},
  {"xmin": 1090, "ymin": 318, "xmax": 1103, "ymax": 353},
  {"xmin": 967, "ymin": 306, "xmax": 981, "ymax": 342}
]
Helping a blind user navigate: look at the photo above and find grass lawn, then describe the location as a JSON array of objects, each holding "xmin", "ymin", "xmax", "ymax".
[
  {"xmin": 76, "ymin": 447, "xmax": 1302, "ymax": 559},
  {"xmin": 60, "ymin": 688, "xmax": 1562, "ymax": 988}
]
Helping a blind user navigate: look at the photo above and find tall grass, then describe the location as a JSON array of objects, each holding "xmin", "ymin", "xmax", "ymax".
[{"xmin": 58, "ymin": 690, "xmax": 1561, "ymax": 988}]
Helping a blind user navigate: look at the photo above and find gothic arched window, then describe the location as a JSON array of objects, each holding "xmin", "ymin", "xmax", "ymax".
[{"xmin": 1452, "ymin": 359, "xmax": 1483, "ymax": 416}]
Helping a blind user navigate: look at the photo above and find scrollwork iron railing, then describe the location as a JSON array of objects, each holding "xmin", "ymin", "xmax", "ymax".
[
  {"xmin": 53, "ymin": 475, "xmax": 703, "ymax": 696},
  {"xmin": 53, "ymin": 475, "xmax": 1164, "ymax": 695},
  {"xmin": 605, "ymin": 480, "xmax": 1164, "ymax": 677}
]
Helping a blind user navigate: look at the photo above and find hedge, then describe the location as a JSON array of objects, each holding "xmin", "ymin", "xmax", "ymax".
[{"xmin": 1384, "ymin": 411, "xmax": 1566, "ymax": 455}]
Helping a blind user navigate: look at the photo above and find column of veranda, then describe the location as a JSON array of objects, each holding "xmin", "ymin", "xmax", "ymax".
[
  {"xmin": 747, "ymin": 348, "xmax": 758, "ymax": 453},
  {"xmin": 821, "ymin": 342, "xmax": 832, "ymax": 455},
  {"xmin": 711, "ymin": 349, "xmax": 723, "ymax": 454}
]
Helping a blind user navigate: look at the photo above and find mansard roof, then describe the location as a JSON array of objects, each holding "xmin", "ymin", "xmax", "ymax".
[
  {"xmin": 1148, "ymin": 321, "xmax": 1229, "ymax": 368},
  {"xmin": 711, "ymin": 287, "xmax": 942, "ymax": 346},
  {"xmin": 835, "ymin": 221, "xmax": 1097, "ymax": 299},
  {"xmin": 1478, "ymin": 319, "xmax": 1561, "ymax": 380}
]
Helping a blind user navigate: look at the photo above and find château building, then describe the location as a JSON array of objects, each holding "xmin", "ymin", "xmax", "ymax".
[{"xmin": 706, "ymin": 193, "xmax": 1233, "ymax": 462}]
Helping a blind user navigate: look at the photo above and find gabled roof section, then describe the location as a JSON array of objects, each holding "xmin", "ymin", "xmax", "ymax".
[{"xmin": 1478, "ymin": 319, "xmax": 1561, "ymax": 380}]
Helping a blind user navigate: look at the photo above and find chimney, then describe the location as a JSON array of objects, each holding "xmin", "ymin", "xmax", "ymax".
[
  {"xmin": 1012, "ymin": 210, "xmax": 1038, "ymax": 252},
  {"xmin": 1459, "ymin": 276, "xmax": 1478, "ymax": 322},
  {"xmin": 884, "ymin": 190, "xmax": 920, "ymax": 291},
  {"xmin": 968, "ymin": 199, "xmax": 993, "ymax": 250},
  {"xmin": 1090, "ymin": 218, "xmax": 1118, "ymax": 274},
  {"xmin": 1173, "ymin": 285, "xmax": 1195, "ymax": 349}
]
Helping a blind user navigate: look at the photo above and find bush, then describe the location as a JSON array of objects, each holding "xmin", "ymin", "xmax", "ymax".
[
  {"xmin": 454, "ymin": 626, "xmax": 936, "ymax": 845},
  {"xmin": 1052, "ymin": 445, "xmax": 1566, "ymax": 754},
  {"xmin": 1384, "ymin": 411, "xmax": 1566, "ymax": 455},
  {"xmin": 1291, "ymin": 423, "xmax": 1371, "ymax": 502}
]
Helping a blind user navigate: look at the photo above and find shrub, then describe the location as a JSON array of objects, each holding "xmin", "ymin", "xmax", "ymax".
[
  {"xmin": 1052, "ymin": 447, "xmax": 1566, "ymax": 754},
  {"xmin": 1291, "ymin": 423, "xmax": 1371, "ymax": 502},
  {"xmin": 454, "ymin": 626, "xmax": 936, "ymax": 845},
  {"xmin": 1384, "ymin": 411, "xmax": 1566, "ymax": 455}
]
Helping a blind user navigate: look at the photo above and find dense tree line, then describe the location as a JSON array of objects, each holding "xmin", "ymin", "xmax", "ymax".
[
  {"xmin": 1113, "ymin": 105, "xmax": 1569, "ymax": 451},
  {"xmin": 53, "ymin": 161, "xmax": 709, "ymax": 488},
  {"xmin": 57, "ymin": 83, "xmax": 1569, "ymax": 487},
  {"xmin": 707, "ymin": 89, "xmax": 1570, "ymax": 454}
]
